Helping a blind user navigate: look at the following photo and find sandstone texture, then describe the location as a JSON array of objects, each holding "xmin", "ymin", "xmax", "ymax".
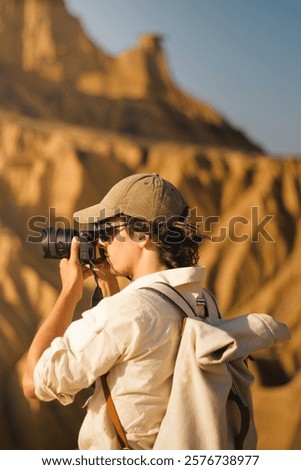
[{"xmin": 0, "ymin": 0, "xmax": 300, "ymax": 450}]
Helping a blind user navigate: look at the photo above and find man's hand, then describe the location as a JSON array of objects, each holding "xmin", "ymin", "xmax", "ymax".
[
  {"xmin": 85, "ymin": 246, "xmax": 121, "ymax": 298},
  {"xmin": 59, "ymin": 237, "xmax": 84, "ymax": 302},
  {"xmin": 60, "ymin": 239, "xmax": 120, "ymax": 299}
]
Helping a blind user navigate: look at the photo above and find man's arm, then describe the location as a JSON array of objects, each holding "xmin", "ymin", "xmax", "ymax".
[
  {"xmin": 22, "ymin": 238, "xmax": 85, "ymax": 399},
  {"xmin": 22, "ymin": 238, "xmax": 120, "ymax": 399}
]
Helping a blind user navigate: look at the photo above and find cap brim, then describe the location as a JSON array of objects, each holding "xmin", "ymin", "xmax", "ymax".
[{"xmin": 73, "ymin": 204, "xmax": 120, "ymax": 224}]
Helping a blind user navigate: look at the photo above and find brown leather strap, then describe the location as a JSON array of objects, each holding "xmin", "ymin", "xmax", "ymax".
[{"xmin": 100, "ymin": 374, "xmax": 131, "ymax": 449}]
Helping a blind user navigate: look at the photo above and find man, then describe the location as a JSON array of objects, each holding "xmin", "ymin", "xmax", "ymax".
[{"xmin": 23, "ymin": 173, "xmax": 206, "ymax": 450}]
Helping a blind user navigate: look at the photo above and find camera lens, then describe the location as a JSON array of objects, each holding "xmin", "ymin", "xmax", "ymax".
[{"xmin": 42, "ymin": 228, "xmax": 79, "ymax": 259}]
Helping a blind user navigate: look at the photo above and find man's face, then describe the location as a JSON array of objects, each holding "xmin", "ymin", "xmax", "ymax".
[{"xmin": 97, "ymin": 218, "xmax": 141, "ymax": 279}]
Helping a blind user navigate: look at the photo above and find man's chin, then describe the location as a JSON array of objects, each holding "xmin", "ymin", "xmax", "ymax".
[
  {"xmin": 108, "ymin": 263, "xmax": 129, "ymax": 279},
  {"xmin": 107, "ymin": 262, "xmax": 120, "ymax": 277}
]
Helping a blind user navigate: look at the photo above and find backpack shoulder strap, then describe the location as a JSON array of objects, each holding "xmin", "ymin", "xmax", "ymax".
[
  {"xmin": 140, "ymin": 281, "xmax": 197, "ymax": 319},
  {"xmin": 202, "ymin": 288, "xmax": 222, "ymax": 319},
  {"xmin": 141, "ymin": 282, "xmax": 220, "ymax": 320}
]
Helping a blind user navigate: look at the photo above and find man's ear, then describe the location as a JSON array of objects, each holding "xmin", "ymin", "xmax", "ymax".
[{"xmin": 137, "ymin": 233, "xmax": 150, "ymax": 247}]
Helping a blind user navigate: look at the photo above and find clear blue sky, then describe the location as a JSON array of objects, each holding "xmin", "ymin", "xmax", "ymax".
[{"xmin": 65, "ymin": 0, "xmax": 301, "ymax": 156}]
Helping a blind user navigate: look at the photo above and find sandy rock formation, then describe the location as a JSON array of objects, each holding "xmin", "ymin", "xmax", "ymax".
[
  {"xmin": 0, "ymin": 0, "xmax": 261, "ymax": 149},
  {"xmin": 0, "ymin": 0, "xmax": 300, "ymax": 450}
]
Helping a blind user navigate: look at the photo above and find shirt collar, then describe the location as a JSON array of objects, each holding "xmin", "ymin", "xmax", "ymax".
[{"xmin": 123, "ymin": 265, "xmax": 206, "ymax": 292}]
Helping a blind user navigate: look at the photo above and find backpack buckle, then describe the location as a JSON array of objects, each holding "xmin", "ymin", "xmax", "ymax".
[{"xmin": 196, "ymin": 297, "xmax": 206, "ymax": 307}]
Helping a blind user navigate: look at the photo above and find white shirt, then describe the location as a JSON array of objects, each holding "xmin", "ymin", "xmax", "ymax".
[{"xmin": 34, "ymin": 266, "xmax": 206, "ymax": 449}]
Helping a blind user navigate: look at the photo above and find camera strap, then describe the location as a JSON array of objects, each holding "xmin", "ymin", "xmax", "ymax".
[{"xmin": 91, "ymin": 271, "xmax": 103, "ymax": 307}]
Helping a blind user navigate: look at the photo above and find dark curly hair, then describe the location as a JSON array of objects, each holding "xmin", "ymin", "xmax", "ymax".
[{"xmin": 126, "ymin": 215, "xmax": 205, "ymax": 269}]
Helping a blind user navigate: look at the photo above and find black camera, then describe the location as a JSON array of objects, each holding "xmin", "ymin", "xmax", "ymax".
[{"xmin": 42, "ymin": 227, "xmax": 102, "ymax": 264}]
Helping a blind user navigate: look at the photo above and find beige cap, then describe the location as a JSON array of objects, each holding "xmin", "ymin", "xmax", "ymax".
[{"xmin": 73, "ymin": 173, "xmax": 188, "ymax": 224}]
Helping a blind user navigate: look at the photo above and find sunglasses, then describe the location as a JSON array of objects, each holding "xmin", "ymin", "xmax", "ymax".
[{"xmin": 97, "ymin": 223, "xmax": 128, "ymax": 243}]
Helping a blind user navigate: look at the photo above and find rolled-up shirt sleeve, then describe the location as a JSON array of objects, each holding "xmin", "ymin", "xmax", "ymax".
[
  {"xmin": 34, "ymin": 336, "xmax": 76, "ymax": 405},
  {"xmin": 33, "ymin": 294, "xmax": 142, "ymax": 405}
]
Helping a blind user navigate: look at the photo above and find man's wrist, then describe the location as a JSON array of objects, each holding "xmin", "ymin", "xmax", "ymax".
[{"xmin": 60, "ymin": 286, "xmax": 82, "ymax": 304}]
